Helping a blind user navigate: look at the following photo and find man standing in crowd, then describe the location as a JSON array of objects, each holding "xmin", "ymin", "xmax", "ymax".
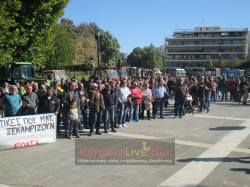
[
  {"xmin": 239, "ymin": 78, "xmax": 247, "ymax": 103},
  {"xmin": 77, "ymin": 82, "xmax": 88, "ymax": 129},
  {"xmin": 220, "ymin": 77, "xmax": 228, "ymax": 101},
  {"xmin": 88, "ymin": 84, "xmax": 105, "ymax": 136},
  {"xmin": 129, "ymin": 81, "xmax": 142, "ymax": 122},
  {"xmin": 167, "ymin": 76, "xmax": 175, "ymax": 98},
  {"xmin": 110, "ymin": 81, "xmax": 119, "ymax": 128},
  {"xmin": 152, "ymin": 79, "xmax": 168, "ymax": 119},
  {"xmin": 141, "ymin": 82, "xmax": 152, "ymax": 120},
  {"xmin": 37, "ymin": 84, "xmax": 47, "ymax": 114},
  {"xmin": 102, "ymin": 84, "xmax": 117, "ymax": 133},
  {"xmin": 174, "ymin": 78, "xmax": 187, "ymax": 118},
  {"xmin": 117, "ymin": 80, "xmax": 131, "ymax": 127},
  {"xmin": 242, "ymin": 80, "xmax": 249, "ymax": 105},
  {"xmin": 210, "ymin": 77, "xmax": 217, "ymax": 102},
  {"xmin": 197, "ymin": 77, "xmax": 209, "ymax": 113},
  {"xmin": 3, "ymin": 85, "xmax": 21, "ymax": 116},
  {"xmin": 38, "ymin": 87, "xmax": 60, "ymax": 115},
  {"xmin": 21, "ymin": 85, "xmax": 39, "ymax": 115},
  {"xmin": 63, "ymin": 82, "xmax": 80, "ymax": 139},
  {"xmin": 205, "ymin": 77, "xmax": 212, "ymax": 107}
]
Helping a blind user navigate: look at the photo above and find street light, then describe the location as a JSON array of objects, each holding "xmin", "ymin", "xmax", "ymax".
[
  {"xmin": 141, "ymin": 55, "xmax": 144, "ymax": 78},
  {"xmin": 96, "ymin": 32, "xmax": 101, "ymax": 78},
  {"xmin": 219, "ymin": 53, "xmax": 222, "ymax": 68}
]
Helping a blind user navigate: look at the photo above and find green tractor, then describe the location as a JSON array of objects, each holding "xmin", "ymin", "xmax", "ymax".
[{"xmin": 0, "ymin": 61, "xmax": 35, "ymax": 84}]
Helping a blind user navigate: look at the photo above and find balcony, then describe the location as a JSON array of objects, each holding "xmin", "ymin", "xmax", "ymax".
[
  {"xmin": 167, "ymin": 44, "xmax": 246, "ymax": 48},
  {"xmin": 166, "ymin": 36, "xmax": 247, "ymax": 41},
  {"xmin": 165, "ymin": 59, "xmax": 231, "ymax": 62},
  {"xmin": 166, "ymin": 52, "xmax": 246, "ymax": 55}
]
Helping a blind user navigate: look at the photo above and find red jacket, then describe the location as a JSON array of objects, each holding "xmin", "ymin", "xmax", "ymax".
[{"xmin": 130, "ymin": 87, "xmax": 142, "ymax": 105}]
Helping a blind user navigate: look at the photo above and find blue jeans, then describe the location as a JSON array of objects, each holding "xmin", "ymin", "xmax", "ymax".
[
  {"xmin": 211, "ymin": 90, "xmax": 216, "ymax": 102},
  {"xmin": 205, "ymin": 91, "xmax": 211, "ymax": 107},
  {"xmin": 221, "ymin": 90, "xmax": 228, "ymax": 101},
  {"xmin": 199, "ymin": 97, "xmax": 209, "ymax": 111},
  {"xmin": 216, "ymin": 89, "xmax": 221, "ymax": 101},
  {"xmin": 174, "ymin": 96, "xmax": 185, "ymax": 117},
  {"xmin": 118, "ymin": 102, "xmax": 128, "ymax": 125},
  {"xmin": 89, "ymin": 110, "xmax": 102, "ymax": 133},
  {"xmin": 153, "ymin": 98, "xmax": 164, "ymax": 117},
  {"xmin": 104, "ymin": 106, "xmax": 115, "ymax": 130},
  {"xmin": 130, "ymin": 104, "xmax": 140, "ymax": 122}
]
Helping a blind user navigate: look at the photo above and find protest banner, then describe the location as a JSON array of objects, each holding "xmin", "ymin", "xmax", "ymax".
[{"xmin": 0, "ymin": 113, "xmax": 56, "ymax": 150}]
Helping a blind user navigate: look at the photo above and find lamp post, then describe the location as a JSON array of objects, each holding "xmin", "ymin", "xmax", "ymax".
[
  {"xmin": 96, "ymin": 32, "xmax": 101, "ymax": 78},
  {"xmin": 141, "ymin": 55, "xmax": 144, "ymax": 78},
  {"xmin": 219, "ymin": 53, "xmax": 222, "ymax": 68}
]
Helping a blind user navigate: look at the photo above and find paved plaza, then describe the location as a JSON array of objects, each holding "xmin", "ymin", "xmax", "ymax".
[{"xmin": 0, "ymin": 102, "xmax": 250, "ymax": 187}]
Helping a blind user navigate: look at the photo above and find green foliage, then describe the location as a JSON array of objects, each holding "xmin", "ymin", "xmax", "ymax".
[
  {"xmin": 233, "ymin": 57, "xmax": 244, "ymax": 68},
  {"xmin": 127, "ymin": 47, "xmax": 144, "ymax": 67},
  {"xmin": 48, "ymin": 20, "xmax": 121, "ymax": 69},
  {"xmin": 98, "ymin": 32, "xmax": 121, "ymax": 66},
  {"xmin": 219, "ymin": 59, "xmax": 226, "ymax": 68},
  {"xmin": 73, "ymin": 35, "xmax": 97, "ymax": 67},
  {"xmin": 127, "ymin": 44, "xmax": 163, "ymax": 69},
  {"xmin": 0, "ymin": 0, "xmax": 69, "ymax": 68},
  {"xmin": 47, "ymin": 23, "xmax": 75, "ymax": 69},
  {"xmin": 206, "ymin": 58, "xmax": 213, "ymax": 68},
  {"xmin": 0, "ymin": 2, "xmax": 121, "ymax": 69}
]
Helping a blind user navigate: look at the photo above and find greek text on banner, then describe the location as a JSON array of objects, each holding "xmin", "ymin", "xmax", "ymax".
[{"xmin": 0, "ymin": 113, "xmax": 57, "ymax": 150}]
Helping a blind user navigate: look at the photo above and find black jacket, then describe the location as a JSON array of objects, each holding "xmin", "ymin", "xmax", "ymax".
[
  {"xmin": 102, "ymin": 89, "xmax": 115, "ymax": 108},
  {"xmin": 197, "ymin": 83, "xmax": 206, "ymax": 98},
  {"xmin": 38, "ymin": 95, "xmax": 60, "ymax": 114},
  {"xmin": 22, "ymin": 92, "xmax": 39, "ymax": 114},
  {"xmin": 63, "ymin": 91, "xmax": 80, "ymax": 112}
]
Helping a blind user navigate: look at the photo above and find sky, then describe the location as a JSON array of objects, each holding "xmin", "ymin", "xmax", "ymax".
[{"xmin": 63, "ymin": 0, "xmax": 250, "ymax": 54}]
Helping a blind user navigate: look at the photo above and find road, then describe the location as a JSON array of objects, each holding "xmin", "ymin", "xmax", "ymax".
[{"xmin": 0, "ymin": 102, "xmax": 250, "ymax": 187}]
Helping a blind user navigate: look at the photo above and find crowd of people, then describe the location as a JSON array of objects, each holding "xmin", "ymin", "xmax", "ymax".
[{"xmin": 0, "ymin": 74, "xmax": 249, "ymax": 139}]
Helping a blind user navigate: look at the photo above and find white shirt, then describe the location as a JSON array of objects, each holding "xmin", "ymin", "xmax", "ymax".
[
  {"xmin": 142, "ymin": 88, "xmax": 152, "ymax": 105},
  {"xmin": 118, "ymin": 86, "xmax": 131, "ymax": 103}
]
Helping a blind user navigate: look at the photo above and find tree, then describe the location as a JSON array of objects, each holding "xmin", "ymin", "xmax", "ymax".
[
  {"xmin": 233, "ymin": 57, "xmax": 244, "ymax": 68},
  {"xmin": 0, "ymin": 0, "xmax": 69, "ymax": 68},
  {"xmin": 73, "ymin": 35, "xmax": 97, "ymax": 67},
  {"xmin": 206, "ymin": 58, "xmax": 213, "ymax": 68},
  {"xmin": 127, "ymin": 44, "xmax": 164, "ymax": 69},
  {"xmin": 220, "ymin": 59, "xmax": 226, "ymax": 68},
  {"xmin": 127, "ymin": 47, "xmax": 144, "ymax": 67},
  {"xmin": 77, "ymin": 22, "xmax": 101, "ymax": 37},
  {"xmin": 98, "ymin": 31, "xmax": 120, "ymax": 66},
  {"xmin": 47, "ymin": 23, "xmax": 75, "ymax": 69}
]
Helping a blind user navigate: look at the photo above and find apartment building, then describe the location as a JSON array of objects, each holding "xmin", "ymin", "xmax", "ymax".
[{"xmin": 165, "ymin": 26, "xmax": 249, "ymax": 67}]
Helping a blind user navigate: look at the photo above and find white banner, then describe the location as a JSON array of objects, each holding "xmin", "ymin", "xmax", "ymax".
[{"xmin": 0, "ymin": 113, "xmax": 57, "ymax": 150}]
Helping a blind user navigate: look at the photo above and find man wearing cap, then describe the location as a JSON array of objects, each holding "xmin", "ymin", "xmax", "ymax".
[{"xmin": 117, "ymin": 80, "xmax": 131, "ymax": 127}]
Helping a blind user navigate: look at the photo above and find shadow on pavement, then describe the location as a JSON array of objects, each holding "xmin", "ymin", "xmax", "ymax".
[
  {"xmin": 209, "ymin": 126, "xmax": 246, "ymax": 131},
  {"xmin": 213, "ymin": 102, "xmax": 250, "ymax": 107},
  {"xmin": 177, "ymin": 157, "xmax": 250, "ymax": 164},
  {"xmin": 230, "ymin": 168, "xmax": 250, "ymax": 174}
]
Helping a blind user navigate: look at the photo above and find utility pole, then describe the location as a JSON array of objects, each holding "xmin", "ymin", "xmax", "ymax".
[{"xmin": 96, "ymin": 32, "xmax": 101, "ymax": 78}]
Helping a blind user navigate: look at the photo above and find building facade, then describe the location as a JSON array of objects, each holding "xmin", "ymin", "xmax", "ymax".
[{"xmin": 165, "ymin": 26, "xmax": 249, "ymax": 68}]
